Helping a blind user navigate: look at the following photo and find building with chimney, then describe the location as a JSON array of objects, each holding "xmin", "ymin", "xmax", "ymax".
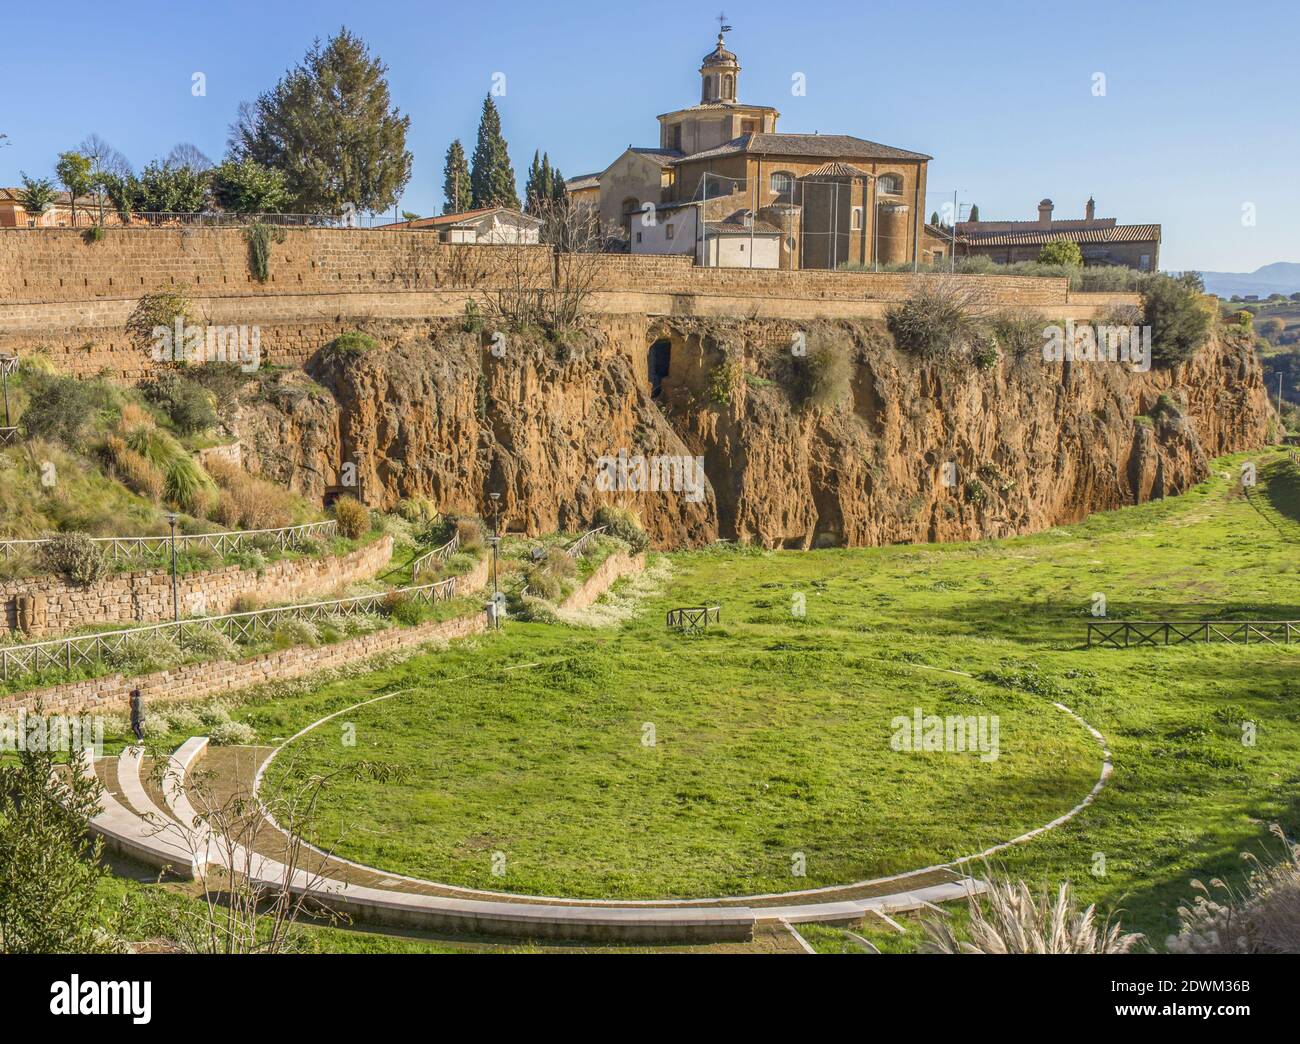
[{"xmin": 954, "ymin": 197, "xmax": 1161, "ymax": 271}]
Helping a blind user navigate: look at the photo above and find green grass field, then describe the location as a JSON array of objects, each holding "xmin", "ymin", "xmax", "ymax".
[{"xmin": 233, "ymin": 450, "xmax": 1300, "ymax": 945}]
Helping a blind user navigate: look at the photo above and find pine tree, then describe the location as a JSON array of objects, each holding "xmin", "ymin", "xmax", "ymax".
[
  {"xmin": 442, "ymin": 140, "xmax": 471, "ymax": 214},
  {"xmin": 968, "ymin": 204, "xmax": 980, "ymax": 222},
  {"xmin": 930, "ymin": 210, "xmax": 940, "ymax": 226},
  {"xmin": 550, "ymin": 165, "xmax": 566, "ymax": 201},
  {"xmin": 230, "ymin": 28, "xmax": 412, "ymax": 213},
  {"xmin": 470, "ymin": 95, "xmax": 519, "ymax": 210}
]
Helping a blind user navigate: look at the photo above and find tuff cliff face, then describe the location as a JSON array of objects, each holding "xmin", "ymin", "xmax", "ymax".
[{"xmin": 234, "ymin": 316, "xmax": 1274, "ymax": 549}]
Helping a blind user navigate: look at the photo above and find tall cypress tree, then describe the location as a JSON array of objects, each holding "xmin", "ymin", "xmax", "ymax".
[
  {"xmin": 442, "ymin": 139, "xmax": 471, "ymax": 214},
  {"xmin": 540, "ymin": 153, "xmax": 554, "ymax": 200},
  {"xmin": 470, "ymin": 95, "xmax": 519, "ymax": 210},
  {"xmin": 550, "ymin": 165, "xmax": 566, "ymax": 201},
  {"xmin": 523, "ymin": 150, "xmax": 544, "ymax": 214}
]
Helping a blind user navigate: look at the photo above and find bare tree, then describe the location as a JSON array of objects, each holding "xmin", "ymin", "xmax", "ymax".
[
  {"xmin": 150, "ymin": 752, "xmax": 398, "ymax": 954},
  {"xmin": 482, "ymin": 196, "xmax": 616, "ymax": 330},
  {"xmin": 79, "ymin": 134, "xmax": 133, "ymax": 225},
  {"xmin": 165, "ymin": 142, "xmax": 215, "ymax": 172}
]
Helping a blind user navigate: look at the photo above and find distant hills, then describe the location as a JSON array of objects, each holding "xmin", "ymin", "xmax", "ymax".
[{"xmin": 1198, "ymin": 262, "xmax": 1300, "ymax": 299}]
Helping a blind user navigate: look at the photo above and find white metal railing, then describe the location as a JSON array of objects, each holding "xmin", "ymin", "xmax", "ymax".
[
  {"xmin": 0, "ymin": 575, "xmax": 459, "ymax": 683},
  {"xmin": 0, "ymin": 520, "xmax": 338, "ymax": 563},
  {"xmin": 411, "ymin": 532, "xmax": 461, "ymax": 579},
  {"xmin": 564, "ymin": 526, "xmax": 607, "ymax": 558}
]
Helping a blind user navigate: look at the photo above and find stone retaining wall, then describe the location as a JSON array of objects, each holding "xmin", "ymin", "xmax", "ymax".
[
  {"xmin": 560, "ymin": 551, "xmax": 646, "ymax": 612},
  {"xmin": 1, "ymin": 534, "xmax": 393, "ymax": 637},
  {"xmin": 1, "ymin": 552, "xmax": 492, "ymax": 715}
]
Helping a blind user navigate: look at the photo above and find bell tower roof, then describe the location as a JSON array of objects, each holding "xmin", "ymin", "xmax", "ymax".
[
  {"xmin": 702, "ymin": 31, "xmax": 737, "ymax": 67},
  {"xmin": 699, "ymin": 25, "xmax": 740, "ymax": 103}
]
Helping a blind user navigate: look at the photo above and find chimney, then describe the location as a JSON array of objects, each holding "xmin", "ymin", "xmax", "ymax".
[
  {"xmin": 1037, "ymin": 198, "xmax": 1054, "ymax": 229},
  {"xmin": 1085, "ymin": 196, "xmax": 1096, "ymax": 222}
]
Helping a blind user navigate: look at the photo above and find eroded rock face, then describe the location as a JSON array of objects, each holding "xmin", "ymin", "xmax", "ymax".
[
  {"xmin": 235, "ymin": 317, "xmax": 1274, "ymax": 550},
  {"xmin": 238, "ymin": 322, "xmax": 717, "ymax": 546}
]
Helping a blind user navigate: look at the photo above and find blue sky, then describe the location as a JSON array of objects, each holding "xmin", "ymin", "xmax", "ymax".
[{"xmin": 1, "ymin": 0, "xmax": 1295, "ymax": 272}]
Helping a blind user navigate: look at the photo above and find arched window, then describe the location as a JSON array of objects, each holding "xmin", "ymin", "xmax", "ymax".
[
  {"xmin": 722, "ymin": 74, "xmax": 734, "ymax": 100},
  {"xmin": 770, "ymin": 171, "xmax": 794, "ymax": 202},
  {"xmin": 878, "ymin": 173, "xmax": 903, "ymax": 196}
]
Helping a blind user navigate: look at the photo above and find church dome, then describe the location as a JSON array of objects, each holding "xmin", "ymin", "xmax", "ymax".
[{"xmin": 702, "ymin": 34, "xmax": 737, "ymax": 66}]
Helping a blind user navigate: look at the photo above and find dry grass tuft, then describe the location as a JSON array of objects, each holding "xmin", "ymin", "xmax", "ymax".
[
  {"xmin": 1167, "ymin": 824, "xmax": 1300, "ymax": 954},
  {"xmin": 922, "ymin": 873, "xmax": 1145, "ymax": 954}
]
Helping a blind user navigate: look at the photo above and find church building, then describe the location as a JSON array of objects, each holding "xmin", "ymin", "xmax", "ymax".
[{"xmin": 566, "ymin": 28, "xmax": 934, "ymax": 270}]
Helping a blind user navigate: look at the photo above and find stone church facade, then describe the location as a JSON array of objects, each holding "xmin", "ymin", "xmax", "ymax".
[{"xmin": 567, "ymin": 30, "xmax": 932, "ymax": 270}]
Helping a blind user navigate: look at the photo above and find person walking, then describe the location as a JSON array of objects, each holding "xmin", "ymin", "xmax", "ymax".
[{"xmin": 129, "ymin": 688, "xmax": 145, "ymax": 742}]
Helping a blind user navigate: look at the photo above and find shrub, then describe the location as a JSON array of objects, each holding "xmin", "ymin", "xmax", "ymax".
[
  {"xmin": 125, "ymin": 425, "xmax": 184, "ymax": 469},
  {"xmin": 707, "ymin": 355, "xmax": 744, "ymax": 406},
  {"xmin": 126, "ymin": 287, "xmax": 191, "ymax": 351},
  {"xmin": 162, "ymin": 705, "xmax": 204, "ymax": 735},
  {"xmin": 230, "ymin": 594, "xmax": 261, "ymax": 614},
  {"xmin": 1258, "ymin": 317, "xmax": 1285, "ymax": 341},
  {"xmin": 209, "ymin": 720, "xmax": 257, "ymax": 746},
  {"xmin": 990, "ymin": 310, "xmax": 1043, "ymax": 361},
  {"xmin": 270, "ymin": 618, "xmax": 319, "ymax": 649},
  {"xmin": 971, "ymin": 332, "xmax": 1001, "ymax": 371},
  {"xmin": 183, "ymin": 629, "xmax": 240, "ymax": 660},
  {"xmin": 792, "ymin": 328, "xmax": 854, "ymax": 410},
  {"xmin": 104, "ymin": 436, "xmax": 165, "ymax": 502},
  {"xmin": 197, "ymin": 703, "xmax": 232, "ymax": 727},
  {"xmin": 384, "ymin": 591, "xmax": 426, "ymax": 626},
  {"xmin": 455, "ymin": 517, "xmax": 485, "ymax": 552},
  {"xmin": 19, "ymin": 373, "xmax": 121, "ymax": 445},
  {"xmin": 544, "ymin": 546, "xmax": 576, "ymax": 578},
  {"xmin": 39, "ymin": 533, "xmax": 106, "ymax": 584},
  {"xmin": 333, "ymin": 496, "xmax": 370, "ymax": 539},
  {"xmin": 1143, "ymin": 274, "xmax": 1212, "ymax": 367},
  {"xmin": 1037, "ymin": 240, "xmax": 1084, "ymax": 267},
  {"xmin": 887, "ymin": 277, "xmax": 982, "ymax": 360},
  {"xmin": 206, "ymin": 458, "xmax": 295, "ymax": 530},
  {"xmin": 322, "ymin": 331, "xmax": 378, "ymax": 364},
  {"xmin": 142, "ymin": 374, "xmax": 218, "ymax": 434},
  {"xmin": 106, "ymin": 635, "xmax": 183, "ymax": 674},
  {"xmin": 396, "ymin": 497, "xmax": 437, "ymax": 523},
  {"xmin": 163, "ymin": 454, "xmax": 216, "ymax": 514},
  {"xmin": 593, "ymin": 504, "xmax": 648, "ymax": 552},
  {"xmin": 523, "ymin": 566, "xmax": 562, "ymax": 601},
  {"xmin": 964, "ymin": 479, "xmax": 988, "ymax": 506},
  {"xmin": 186, "ymin": 363, "xmax": 250, "ymax": 411},
  {"xmin": 923, "ymin": 875, "xmax": 1144, "ymax": 954}
]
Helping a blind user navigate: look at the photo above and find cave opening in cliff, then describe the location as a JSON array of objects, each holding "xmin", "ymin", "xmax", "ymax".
[{"xmin": 648, "ymin": 339, "xmax": 671, "ymax": 399}]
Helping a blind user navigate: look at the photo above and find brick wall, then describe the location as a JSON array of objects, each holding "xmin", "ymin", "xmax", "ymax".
[
  {"xmin": 0, "ymin": 228, "xmax": 1134, "ymax": 377},
  {"xmin": 1, "ymin": 535, "xmax": 393, "ymax": 637}
]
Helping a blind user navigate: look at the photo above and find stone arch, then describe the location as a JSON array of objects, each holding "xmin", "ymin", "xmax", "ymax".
[{"xmin": 647, "ymin": 339, "xmax": 671, "ymax": 399}]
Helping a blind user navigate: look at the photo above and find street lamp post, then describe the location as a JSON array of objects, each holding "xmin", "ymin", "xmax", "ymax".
[
  {"xmin": 166, "ymin": 512, "xmax": 180, "ymax": 624},
  {"xmin": 488, "ymin": 492, "xmax": 502, "ymax": 629},
  {"xmin": 0, "ymin": 354, "xmax": 13, "ymax": 428}
]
